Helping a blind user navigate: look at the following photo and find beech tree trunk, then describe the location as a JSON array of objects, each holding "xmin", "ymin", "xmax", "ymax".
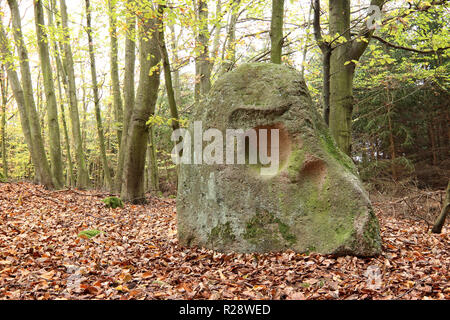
[
  {"xmin": 115, "ymin": 0, "xmax": 136, "ymax": 193},
  {"xmin": 47, "ymin": 0, "xmax": 75, "ymax": 186},
  {"xmin": 85, "ymin": 0, "xmax": 112, "ymax": 189},
  {"xmin": 222, "ymin": 0, "xmax": 240, "ymax": 72},
  {"xmin": 0, "ymin": 65, "xmax": 7, "ymax": 178},
  {"xmin": 34, "ymin": 0, "xmax": 64, "ymax": 189},
  {"xmin": 270, "ymin": 0, "xmax": 284, "ymax": 64},
  {"xmin": 121, "ymin": 15, "xmax": 161, "ymax": 203},
  {"xmin": 194, "ymin": 0, "xmax": 211, "ymax": 102},
  {"xmin": 7, "ymin": 0, "xmax": 54, "ymax": 188},
  {"xmin": 108, "ymin": 0, "xmax": 123, "ymax": 147},
  {"xmin": 158, "ymin": 5, "xmax": 180, "ymax": 132},
  {"xmin": 168, "ymin": 24, "xmax": 181, "ymax": 104},
  {"xmin": 147, "ymin": 126, "xmax": 159, "ymax": 193},
  {"xmin": 328, "ymin": 0, "xmax": 354, "ymax": 156},
  {"xmin": 327, "ymin": 0, "xmax": 385, "ymax": 155},
  {"xmin": 59, "ymin": 0, "xmax": 90, "ymax": 188},
  {"xmin": 0, "ymin": 21, "xmax": 40, "ymax": 183}
]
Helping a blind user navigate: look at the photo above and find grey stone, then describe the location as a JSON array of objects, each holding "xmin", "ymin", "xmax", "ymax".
[{"xmin": 177, "ymin": 63, "xmax": 381, "ymax": 257}]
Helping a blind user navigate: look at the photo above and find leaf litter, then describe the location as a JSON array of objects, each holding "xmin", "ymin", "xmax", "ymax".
[{"xmin": 0, "ymin": 182, "xmax": 448, "ymax": 300}]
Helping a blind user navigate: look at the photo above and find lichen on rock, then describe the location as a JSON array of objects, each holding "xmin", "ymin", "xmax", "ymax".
[{"xmin": 177, "ymin": 63, "xmax": 381, "ymax": 257}]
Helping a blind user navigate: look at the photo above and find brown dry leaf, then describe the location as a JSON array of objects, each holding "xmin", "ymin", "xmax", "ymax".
[{"xmin": 40, "ymin": 270, "xmax": 56, "ymax": 281}]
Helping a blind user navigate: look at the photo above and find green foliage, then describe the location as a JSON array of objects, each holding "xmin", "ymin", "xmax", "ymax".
[
  {"xmin": 0, "ymin": 171, "xmax": 6, "ymax": 182},
  {"xmin": 350, "ymin": 3, "xmax": 449, "ymax": 187},
  {"xmin": 78, "ymin": 229, "xmax": 103, "ymax": 239},
  {"xmin": 102, "ymin": 196, "xmax": 124, "ymax": 208}
]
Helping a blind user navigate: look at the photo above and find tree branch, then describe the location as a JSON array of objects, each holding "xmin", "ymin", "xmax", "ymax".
[{"xmin": 371, "ymin": 35, "xmax": 450, "ymax": 54}]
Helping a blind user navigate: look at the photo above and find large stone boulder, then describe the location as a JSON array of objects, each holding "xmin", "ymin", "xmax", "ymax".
[{"xmin": 177, "ymin": 63, "xmax": 381, "ymax": 257}]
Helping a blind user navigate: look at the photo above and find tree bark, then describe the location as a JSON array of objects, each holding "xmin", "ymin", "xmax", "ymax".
[
  {"xmin": 270, "ymin": 0, "xmax": 284, "ymax": 64},
  {"xmin": 157, "ymin": 5, "xmax": 180, "ymax": 132},
  {"xmin": 195, "ymin": 0, "xmax": 211, "ymax": 102},
  {"xmin": 121, "ymin": 14, "xmax": 161, "ymax": 203},
  {"xmin": 108, "ymin": 0, "xmax": 123, "ymax": 148},
  {"xmin": 147, "ymin": 126, "xmax": 159, "ymax": 192},
  {"xmin": 300, "ymin": 2, "xmax": 312, "ymax": 78},
  {"xmin": 210, "ymin": 0, "xmax": 222, "ymax": 68},
  {"xmin": 312, "ymin": 0, "xmax": 331, "ymax": 124},
  {"xmin": 328, "ymin": 0, "xmax": 354, "ymax": 156},
  {"xmin": 34, "ymin": 0, "xmax": 64, "ymax": 189},
  {"xmin": 7, "ymin": 0, "xmax": 54, "ymax": 188},
  {"xmin": 327, "ymin": 0, "xmax": 385, "ymax": 155},
  {"xmin": 115, "ymin": 0, "xmax": 136, "ymax": 193},
  {"xmin": 85, "ymin": 0, "xmax": 112, "ymax": 190},
  {"xmin": 47, "ymin": 0, "xmax": 75, "ymax": 186},
  {"xmin": 432, "ymin": 181, "xmax": 449, "ymax": 233},
  {"xmin": 0, "ymin": 21, "xmax": 35, "ymax": 182},
  {"xmin": 168, "ymin": 23, "xmax": 181, "ymax": 104},
  {"xmin": 59, "ymin": 0, "xmax": 90, "ymax": 188},
  {"xmin": 222, "ymin": 0, "xmax": 240, "ymax": 72},
  {"xmin": 0, "ymin": 65, "xmax": 7, "ymax": 178}
]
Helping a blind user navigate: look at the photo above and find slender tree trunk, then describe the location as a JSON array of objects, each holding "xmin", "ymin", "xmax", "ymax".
[
  {"xmin": 270, "ymin": 0, "xmax": 284, "ymax": 64},
  {"xmin": 222, "ymin": 0, "xmax": 240, "ymax": 72},
  {"xmin": 85, "ymin": 0, "xmax": 112, "ymax": 190},
  {"xmin": 34, "ymin": 0, "xmax": 64, "ymax": 188},
  {"xmin": 432, "ymin": 181, "xmax": 449, "ymax": 233},
  {"xmin": 0, "ymin": 65, "xmax": 7, "ymax": 178},
  {"xmin": 386, "ymin": 100, "xmax": 397, "ymax": 180},
  {"xmin": 157, "ymin": 5, "xmax": 180, "ymax": 132},
  {"xmin": 195, "ymin": 0, "xmax": 211, "ymax": 102},
  {"xmin": 59, "ymin": 0, "xmax": 90, "ymax": 188},
  {"xmin": 168, "ymin": 24, "xmax": 181, "ymax": 104},
  {"xmin": 121, "ymin": 15, "xmax": 161, "ymax": 203},
  {"xmin": 429, "ymin": 118, "xmax": 437, "ymax": 166},
  {"xmin": 0, "ymin": 21, "xmax": 34, "ymax": 181},
  {"xmin": 47, "ymin": 1, "xmax": 75, "ymax": 186},
  {"xmin": 115, "ymin": 0, "xmax": 136, "ymax": 193},
  {"xmin": 300, "ymin": 2, "xmax": 313, "ymax": 78},
  {"xmin": 56, "ymin": 70, "xmax": 75, "ymax": 186},
  {"xmin": 80, "ymin": 70, "xmax": 88, "ymax": 147},
  {"xmin": 322, "ymin": 49, "xmax": 331, "ymax": 125},
  {"xmin": 36, "ymin": 71, "xmax": 45, "ymax": 136},
  {"xmin": 108, "ymin": 0, "xmax": 123, "ymax": 147},
  {"xmin": 313, "ymin": 0, "xmax": 332, "ymax": 125},
  {"xmin": 7, "ymin": 0, "xmax": 54, "ymax": 188},
  {"xmin": 147, "ymin": 126, "xmax": 159, "ymax": 192},
  {"xmin": 210, "ymin": 0, "xmax": 222, "ymax": 68}
]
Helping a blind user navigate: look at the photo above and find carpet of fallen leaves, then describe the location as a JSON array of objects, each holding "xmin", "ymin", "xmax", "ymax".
[{"xmin": 0, "ymin": 182, "xmax": 448, "ymax": 300}]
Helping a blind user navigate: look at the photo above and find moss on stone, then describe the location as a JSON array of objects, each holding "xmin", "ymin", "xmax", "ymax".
[
  {"xmin": 319, "ymin": 131, "xmax": 355, "ymax": 174},
  {"xmin": 244, "ymin": 211, "xmax": 275, "ymax": 243},
  {"xmin": 209, "ymin": 222, "xmax": 236, "ymax": 246},
  {"xmin": 286, "ymin": 149, "xmax": 306, "ymax": 182},
  {"xmin": 275, "ymin": 219, "xmax": 297, "ymax": 244},
  {"xmin": 243, "ymin": 210, "xmax": 296, "ymax": 246}
]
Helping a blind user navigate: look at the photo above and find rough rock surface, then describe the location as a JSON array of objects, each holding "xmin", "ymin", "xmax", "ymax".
[{"xmin": 177, "ymin": 63, "xmax": 381, "ymax": 257}]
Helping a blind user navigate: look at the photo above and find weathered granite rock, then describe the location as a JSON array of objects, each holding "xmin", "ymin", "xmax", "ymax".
[{"xmin": 177, "ymin": 63, "xmax": 381, "ymax": 257}]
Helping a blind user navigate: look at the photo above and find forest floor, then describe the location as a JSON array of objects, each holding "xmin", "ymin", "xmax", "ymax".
[{"xmin": 0, "ymin": 182, "xmax": 448, "ymax": 300}]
